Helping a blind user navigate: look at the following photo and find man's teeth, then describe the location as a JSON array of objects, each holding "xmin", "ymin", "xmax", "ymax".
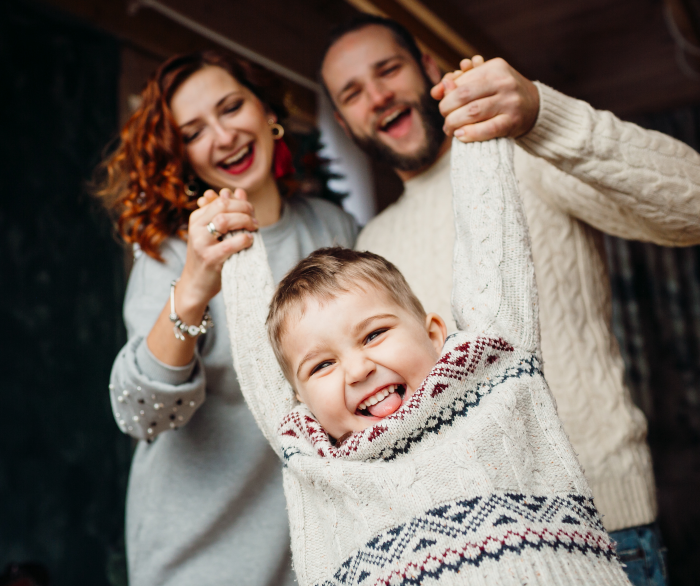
[
  {"xmin": 222, "ymin": 145, "xmax": 250, "ymax": 165},
  {"xmin": 358, "ymin": 385, "xmax": 399, "ymax": 411},
  {"xmin": 380, "ymin": 109, "xmax": 406, "ymax": 129}
]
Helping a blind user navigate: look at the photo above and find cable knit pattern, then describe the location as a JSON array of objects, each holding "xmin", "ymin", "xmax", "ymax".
[
  {"xmin": 221, "ymin": 139, "xmax": 630, "ymax": 586},
  {"xmin": 357, "ymin": 84, "xmax": 700, "ymax": 533}
]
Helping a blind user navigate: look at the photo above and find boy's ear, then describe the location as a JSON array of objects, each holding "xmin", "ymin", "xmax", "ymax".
[
  {"xmin": 295, "ymin": 392, "xmax": 303, "ymax": 403},
  {"xmin": 425, "ymin": 313, "xmax": 447, "ymax": 353}
]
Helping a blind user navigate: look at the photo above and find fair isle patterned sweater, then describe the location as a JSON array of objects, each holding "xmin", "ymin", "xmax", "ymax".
[
  {"xmin": 221, "ymin": 139, "xmax": 631, "ymax": 586},
  {"xmin": 358, "ymin": 84, "xmax": 700, "ymax": 534}
]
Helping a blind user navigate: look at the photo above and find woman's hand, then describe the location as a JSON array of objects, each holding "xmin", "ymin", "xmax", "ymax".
[
  {"xmin": 146, "ymin": 187, "xmax": 257, "ymax": 367},
  {"xmin": 177, "ymin": 187, "xmax": 258, "ymax": 315}
]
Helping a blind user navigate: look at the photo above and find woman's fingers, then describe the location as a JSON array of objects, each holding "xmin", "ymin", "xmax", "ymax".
[
  {"xmin": 191, "ymin": 194, "xmax": 255, "ymax": 225},
  {"xmin": 207, "ymin": 211, "xmax": 258, "ymax": 235},
  {"xmin": 197, "ymin": 189, "xmax": 218, "ymax": 209}
]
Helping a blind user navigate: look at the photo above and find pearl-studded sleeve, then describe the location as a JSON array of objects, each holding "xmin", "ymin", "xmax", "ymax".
[
  {"xmin": 451, "ymin": 138, "xmax": 540, "ymax": 353},
  {"xmin": 108, "ymin": 239, "xmax": 206, "ymax": 441}
]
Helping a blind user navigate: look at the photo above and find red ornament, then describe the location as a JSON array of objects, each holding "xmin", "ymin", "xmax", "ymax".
[{"xmin": 273, "ymin": 139, "xmax": 295, "ymax": 179}]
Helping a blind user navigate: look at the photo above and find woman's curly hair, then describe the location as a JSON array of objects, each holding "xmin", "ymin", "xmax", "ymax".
[{"xmin": 93, "ymin": 50, "xmax": 285, "ymax": 261}]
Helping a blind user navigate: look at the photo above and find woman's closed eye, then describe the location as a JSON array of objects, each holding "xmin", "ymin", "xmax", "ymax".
[
  {"xmin": 222, "ymin": 98, "xmax": 243, "ymax": 115},
  {"xmin": 182, "ymin": 128, "xmax": 202, "ymax": 144}
]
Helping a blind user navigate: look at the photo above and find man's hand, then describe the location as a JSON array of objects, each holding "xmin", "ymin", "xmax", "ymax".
[{"xmin": 431, "ymin": 56, "xmax": 540, "ymax": 143}]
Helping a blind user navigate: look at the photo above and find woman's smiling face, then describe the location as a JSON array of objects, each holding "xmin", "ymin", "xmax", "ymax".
[{"xmin": 170, "ymin": 65, "xmax": 276, "ymax": 196}]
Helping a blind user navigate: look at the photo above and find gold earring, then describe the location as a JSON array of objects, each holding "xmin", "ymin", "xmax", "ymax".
[
  {"xmin": 184, "ymin": 175, "xmax": 199, "ymax": 197},
  {"xmin": 268, "ymin": 119, "xmax": 284, "ymax": 140}
]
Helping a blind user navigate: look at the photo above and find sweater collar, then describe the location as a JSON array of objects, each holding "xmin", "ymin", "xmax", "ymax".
[{"xmin": 401, "ymin": 146, "xmax": 452, "ymax": 201}]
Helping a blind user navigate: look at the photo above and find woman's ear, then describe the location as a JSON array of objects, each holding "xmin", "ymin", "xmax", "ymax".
[{"xmin": 425, "ymin": 313, "xmax": 447, "ymax": 353}]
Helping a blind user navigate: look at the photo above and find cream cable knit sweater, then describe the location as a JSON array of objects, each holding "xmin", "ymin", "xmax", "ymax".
[
  {"xmin": 357, "ymin": 83, "xmax": 700, "ymax": 533},
  {"xmin": 221, "ymin": 139, "xmax": 630, "ymax": 586}
]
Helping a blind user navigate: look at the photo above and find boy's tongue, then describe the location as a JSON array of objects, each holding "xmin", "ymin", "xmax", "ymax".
[{"xmin": 367, "ymin": 391, "xmax": 403, "ymax": 417}]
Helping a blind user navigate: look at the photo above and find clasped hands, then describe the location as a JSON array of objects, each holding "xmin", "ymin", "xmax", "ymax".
[{"xmin": 432, "ymin": 56, "xmax": 540, "ymax": 143}]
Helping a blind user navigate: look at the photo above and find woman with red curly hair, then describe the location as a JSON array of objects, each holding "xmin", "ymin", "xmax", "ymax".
[{"xmin": 96, "ymin": 51, "xmax": 357, "ymax": 586}]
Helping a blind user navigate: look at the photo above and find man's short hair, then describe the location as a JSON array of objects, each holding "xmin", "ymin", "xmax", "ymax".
[
  {"xmin": 267, "ymin": 247, "xmax": 427, "ymax": 380},
  {"xmin": 320, "ymin": 15, "xmax": 424, "ymax": 107}
]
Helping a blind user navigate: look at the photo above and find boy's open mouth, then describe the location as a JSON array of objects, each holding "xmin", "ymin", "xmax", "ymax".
[{"xmin": 356, "ymin": 384, "xmax": 406, "ymax": 418}]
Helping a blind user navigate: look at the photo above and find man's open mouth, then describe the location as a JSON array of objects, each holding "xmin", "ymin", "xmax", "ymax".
[
  {"xmin": 377, "ymin": 106, "xmax": 411, "ymax": 133},
  {"xmin": 356, "ymin": 384, "xmax": 406, "ymax": 418},
  {"xmin": 218, "ymin": 144, "xmax": 254, "ymax": 174}
]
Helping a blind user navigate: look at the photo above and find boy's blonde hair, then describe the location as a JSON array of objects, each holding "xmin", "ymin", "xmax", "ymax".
[{"xmin": 267, "ymin": 247, "xmax": 427, "ymax": 380}]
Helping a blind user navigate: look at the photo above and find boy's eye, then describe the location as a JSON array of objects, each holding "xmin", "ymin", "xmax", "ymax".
[
  {"xmin": 310, "ymin": 361, "xmax": 333, "ymax": 375},
  {"xmin": 365, "ymin": 329, "xmax": 388, "ymax": 344}
]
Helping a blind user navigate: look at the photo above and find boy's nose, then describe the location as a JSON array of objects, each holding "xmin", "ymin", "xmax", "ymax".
[{"xmin": 345, "ymin": 355, "xmax": 376, "ymax": 386}]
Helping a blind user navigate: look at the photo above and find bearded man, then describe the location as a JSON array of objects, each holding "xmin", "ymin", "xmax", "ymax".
[{"xmin": 320, "ymin": 14, "xmax": 700, "ymax": 586}]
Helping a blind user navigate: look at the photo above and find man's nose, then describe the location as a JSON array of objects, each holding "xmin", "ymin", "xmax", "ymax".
[{"xmin": 367, "ymin": 80, "xmax": 394, "ymax": 111}]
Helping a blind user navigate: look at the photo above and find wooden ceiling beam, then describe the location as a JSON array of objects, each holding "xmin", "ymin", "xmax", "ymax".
[{"xmin": 37, "ymin": 0, "xmax": 318, "ymax": 122}]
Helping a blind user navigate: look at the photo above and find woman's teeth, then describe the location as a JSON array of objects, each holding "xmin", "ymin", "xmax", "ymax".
[
  {"xmin": 358, "ymin": 384, "xmax": 399, "ymax": 411},
  {"xmin": 222, "ymin": 145, "xmax": 250, "ymax": 166}
]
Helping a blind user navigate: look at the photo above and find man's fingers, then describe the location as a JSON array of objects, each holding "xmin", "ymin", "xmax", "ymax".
[
  {"xmin": 438, "ymin": 73, "xmax": 498, "ymax": 119},
  {"xmin": 431, "ymin": 68, "xmax": 466, "ymax": 100},
  {"xmin": 443, "ymin": 95, "xmax": 501, "ymax": 136},
  {"xmin": 453, "ymin": 114, "xmax": 511, "ymax": 143}
]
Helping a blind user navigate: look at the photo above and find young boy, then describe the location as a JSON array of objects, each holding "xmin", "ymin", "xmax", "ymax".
[{"xmin": 221, "ymin": 139, "xmax": 631, "ymax": 586}]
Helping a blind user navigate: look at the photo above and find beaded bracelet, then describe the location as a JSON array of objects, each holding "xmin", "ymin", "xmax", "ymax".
[{"xmin": 169, "ymin": 279, "xmax": 214, "ymax": 341}]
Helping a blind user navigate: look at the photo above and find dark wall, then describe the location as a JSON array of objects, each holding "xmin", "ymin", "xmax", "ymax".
[
  {"xmin": 0, "ymin": 2, "xmax": 130, "ymax": 585},
  {"xmin": 608, "ymin": 107, "xmax": 700, "ymax": 586}
]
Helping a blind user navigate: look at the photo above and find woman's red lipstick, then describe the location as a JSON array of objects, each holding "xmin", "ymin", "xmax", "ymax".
[{"xmin": 218, "ymin": 143, "xmax": 255, "ymax": 175}]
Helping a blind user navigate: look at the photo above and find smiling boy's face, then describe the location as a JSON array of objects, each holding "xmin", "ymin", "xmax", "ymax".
[{"xmin": 281, "ymin": 285, "xmax": 446, "ymax": 440}]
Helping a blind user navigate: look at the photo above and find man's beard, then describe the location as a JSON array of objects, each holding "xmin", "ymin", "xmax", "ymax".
[{"xmin": 346, "ymin": 88, "xmax": 446, "ymax": 172}]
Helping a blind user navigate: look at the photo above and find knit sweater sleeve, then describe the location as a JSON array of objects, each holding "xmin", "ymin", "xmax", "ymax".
[
  {"xmin": 517, "ymin": 82, "xmax": 700, "ymax": 246},
  {"xmin": 451, "ymin": 138, "xmax": 540, "ymax": 352},
  {"xmin": 221, "ymin": 232, "xmax": 295, "ymax": 456}
]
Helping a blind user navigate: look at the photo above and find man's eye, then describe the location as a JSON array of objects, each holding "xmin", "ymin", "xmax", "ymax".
[
  {"xmin": 365, "ymin": 329, "xmax": 387, "ymax": 344},
  {"xmin": 381, "ymin": 65, "xmax": 400, "ymax": 77},
  {"xmin": 342, "ymin": 89, "xmax": 360, "ymax": 104},
  {"xmin": 311, "ymin": 361, "xmax": 333, "ymax": 375}
]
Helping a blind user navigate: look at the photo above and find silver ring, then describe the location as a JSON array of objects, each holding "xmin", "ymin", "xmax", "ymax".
[{"xmin": 206, "ymin": 222, "xmax": 222, "ymax": 238}]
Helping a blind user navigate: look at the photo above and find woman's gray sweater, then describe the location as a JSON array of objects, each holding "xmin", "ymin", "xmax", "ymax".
[{"xmin": 108, "ymin": 196, "xmax": 358, "ymax": 586}]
